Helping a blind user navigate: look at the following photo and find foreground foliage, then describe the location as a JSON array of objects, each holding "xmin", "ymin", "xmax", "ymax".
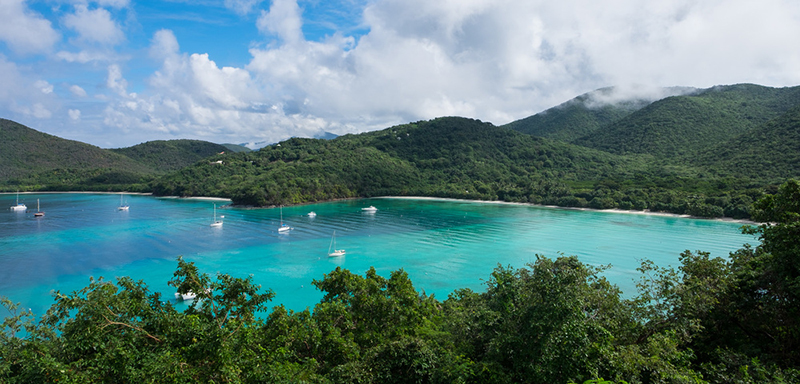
[{"xmin": 3, "ymin": 181, "xmax": 800, "ymax": 383}]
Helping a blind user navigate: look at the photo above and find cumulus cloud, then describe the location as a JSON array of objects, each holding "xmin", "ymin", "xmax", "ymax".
[
  {"xmin": 107, "ymin": 64, "xmax": 129, "ymax": 96},
  {"xmin": 257, "ymin": 0, "xmax": 304, "ymax": 44},
  {"xmin": 68, "ymin": 109, "xmax": 81, "ymax": 120},
  {"xmin": 18, "ymin": 0, "xmax": 798, "ymax": 148},
  {"xmin": 70, "ymin": 85, "xmax": 88, "ymax": 97},
  {"xmin": 149, "ymin": 29, "xmax": 180, "ymax": 59},
  {"xmin": 34, "ymin": 80, "xmax": 54, "ymax": 94},
  {"xmin": 0, "ymin": 57, "xmax": 60, "ymax": 123},
  {"xmin": 244, "ymin": 0, "xmax": 800, "ymax": 131},
  {"xmin": 13, "ymin": 103, "xmax": 52, "ymax": 119},
  {"xmin": 63, "ymin": 4, "xmax": 125, "ymax": 45},
  {"xmin": 101, "ymin": 29, "xmax": 293, "ymax": 144},
  {"xmin": 0, "ymin": 0, "xmax": 60, "ymax": 54}
]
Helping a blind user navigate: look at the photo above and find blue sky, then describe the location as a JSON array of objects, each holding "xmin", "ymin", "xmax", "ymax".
[{"xmin": 2, "ymin": 0, "xmax": 800, "ymax": 148}]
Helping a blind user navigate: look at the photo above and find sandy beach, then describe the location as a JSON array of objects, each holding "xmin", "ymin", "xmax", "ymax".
[
  {"xmin": 376, "ymin": 195, "xmax": 757, "ymax": 225},
  {"xmin": 3, "ymin": 191, "xmax": 755, "ymax": 224}
]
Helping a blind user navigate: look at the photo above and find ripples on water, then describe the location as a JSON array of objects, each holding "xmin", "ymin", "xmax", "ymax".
[{"xmin": 0, "ymin": 193, "xmax": 757, "ymax": 315}]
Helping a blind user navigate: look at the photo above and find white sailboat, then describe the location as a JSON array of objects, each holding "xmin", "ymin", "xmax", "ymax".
[
  {"xmin": 34, "ymin": 199, "xmax": 44, "ymax": 217},
  {"xmin": 210, "ymin": 204, "xmax": 223, "ymax": 227},
  {"xmin": 278, "ymin": 205, "xmax": 292, "ymax": 232},
  {"xmin": 118, "ymin": 193, "xmax": 129, "ymax": 211},
  {"xmin": 328, "ymin": 231, "xmax": 345, "ymax": 257},
  {"xmin": 174, "ymin": 288, "xmax": 210, "ymax": 301},
  {"xmin": 10, "ymin": 191, "xmax": 26, "ymax": 212},
  {"xmin": 176, "ymin": 291, "xmax": 197, "ymax": 301}
]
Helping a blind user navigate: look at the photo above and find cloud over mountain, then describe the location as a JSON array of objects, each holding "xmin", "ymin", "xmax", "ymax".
[{"xmin": 1, "ymin": 0, "xmax": 799, "ymax": 147}]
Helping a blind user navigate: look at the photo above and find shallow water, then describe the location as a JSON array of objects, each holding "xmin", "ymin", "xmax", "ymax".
[{"xmin": 0, "ymin": 193, "xmax": 757, "ymax": 315}]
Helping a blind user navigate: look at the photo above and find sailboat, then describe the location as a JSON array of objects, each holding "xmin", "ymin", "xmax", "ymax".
[
  {"xmin": 328, "ymin": 231, "xmax": 345, "ymax": 257},
  {"xmin": 10, "ymin": 191, "xmax": 26, "ymax": 212},
  {"xmin": 278, "ymin": 205, "xmax": 292, "ymax": 232},
  {"xmin": 117, "ymin": 193, "xmax": 129, "ymax": 211},
  {"xmin": 34, "ymin": 199, "xmax": 44, "ymax": 217},
  {"xmin": 210, "ymin": 204, "xmax": 223, "ymax": 227}
]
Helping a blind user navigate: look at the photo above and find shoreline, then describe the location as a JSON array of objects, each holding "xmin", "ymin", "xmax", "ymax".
[
  {"xmin": 3, "ymin": 191, "xmax": 755, "ymax": 224},
  {"xmin": 1, "ymin": 191, "xmax": 232, "ymax": 203},
  {"xmin": 376, "ymin": 196, "xmax": 758, "ymax": 225}
]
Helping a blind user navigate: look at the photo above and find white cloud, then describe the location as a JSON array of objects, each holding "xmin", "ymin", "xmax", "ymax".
[
  {"xmin": 247, "ymin": 0, "xmax": 800, "ymax": 129},
  {"xmin": 96, "ymin": 0, "xmax": 130, "ymax": 8},
  {"xmin": 225, "ymin": 0, "xmax": 264, "ymax": 15},
  {"xmin": 56, "ymin": 50, "xmax": 118, "ymax": 63},
  {"xmin": 68, "ymin": 109, "xmax": 81, "ymax": 120},
  {"xmin": 0, "ymin": 56, "xmax": 60, "ymax": 123},
  {"xmin": 107, "ymin": 64, "xmax": 128, "ymax": 96},
  {"xmin": 257, "ymin": 0, "xmax": 304, "ymax": 44},
  {"xmin": 189, "ymin": 53, "xmax": 258, "ymax": 109},
  {"xmin": 12, "ymin": 102, "xmax": 52, "ymax": 119},
  {"xmin": 70, "ymin": 85, "xmax": 88, "ymax": 97},
  {"xmin": 46, "ymin": 0, "xmax": 800, "ymax": 147},
  {"xmin": 63, "ymin": 4, "xmax": 125, "ymax": 45},
  {"xmin": 34, "ymin": 80, "xmax": 54, "ymax": 94},
  {"xmin": 101, "ymin": 29, "xmax": 290, "ymax": 144},
  {"xmin": 149, "ymin": 29, "xmax": 180, "ymax": 60},
  {"xmin": 0, "ymin": 0, "xmax": 60, "ymax": 54}
]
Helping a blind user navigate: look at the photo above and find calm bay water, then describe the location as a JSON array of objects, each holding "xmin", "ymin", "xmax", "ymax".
[{"xmin": 1, "ymin": 193, "xmax": 757, "ymax": 316}]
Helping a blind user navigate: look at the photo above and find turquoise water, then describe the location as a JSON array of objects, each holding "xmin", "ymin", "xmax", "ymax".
[{"xmin": 1, "ymin": 193, "xmax": 757, "ymax": 316}]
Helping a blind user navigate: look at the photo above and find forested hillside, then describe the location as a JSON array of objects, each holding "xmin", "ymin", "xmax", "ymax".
[
  {"xmin": 152, "ymin": 117, "xmax": 641, "ymax": 205},
  {"xmin": 690, "ymin": 104, "xmax": 800, "ymax": 180},
  {"xmin": 0, "ymin": 119, "xmax": 153, "ymax": 189},
  {"xmin": 110, "ymin": 139, "xmax": 229, "ymax": 172},
  {"xmin": 502, "ymin": 86, "xmax": 680, "ymax": 142},
  {"xmin": 0, "ymin": 120, "xmax": 229, "ymax": 191},
  {"xmin": 572, "ymin": 84, "xmax": 800, "ymax": 158},
  {"xmin": 151, "ymin": 116, "xmax": 764, "ymax": 218}
]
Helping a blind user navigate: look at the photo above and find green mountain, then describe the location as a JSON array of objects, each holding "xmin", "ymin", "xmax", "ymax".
[
  {"xmin": 152, "ymin": 117, "xmax": 637, "ymax": 204},
  {"xmin": 4, "ymin": 82, "xmax": 799, "ymax": 218},
  {"xmin": 502, "ymin": 87, "xmax": 677, "ymax": 142},
  {"xmin": 151, "ymin": 115, "xmax": 776, "ymax": 218},
  {"xmin": 0, "ymin": 119, "xmax": 230, "ymax": 189},
  {"xmin": 110, "ymin": 139, "xmax": 229, "ymax": 172},
  {"xmin": 690, "ymin": 104, "xmax": 800, "ymax": 181},
  {"xmin": 573, "ymin": 84, "xmax": 800, "ymax": 158},
  {"xmin": 0, "ymin": 118, "xmax": 152, "ymax": 187}
]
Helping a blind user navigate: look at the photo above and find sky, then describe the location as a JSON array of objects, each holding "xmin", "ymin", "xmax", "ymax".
[{"xmin": 2, "ymin": 0, "xmax": 800, "ymax": 149}]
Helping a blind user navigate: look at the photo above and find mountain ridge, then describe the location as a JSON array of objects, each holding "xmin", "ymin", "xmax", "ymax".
[{"xmin": 3, "ymin": 82, "xmax": 800, "ymax": 218}]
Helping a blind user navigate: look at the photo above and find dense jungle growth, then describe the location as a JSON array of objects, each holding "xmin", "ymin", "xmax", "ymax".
[
  {"xmin": 151, "ymin": 116, "xmax": 771, "ymax": 219},
  {"xmin": 3, "ymin": 180, "xmax": 800, "ymax": 383}
]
